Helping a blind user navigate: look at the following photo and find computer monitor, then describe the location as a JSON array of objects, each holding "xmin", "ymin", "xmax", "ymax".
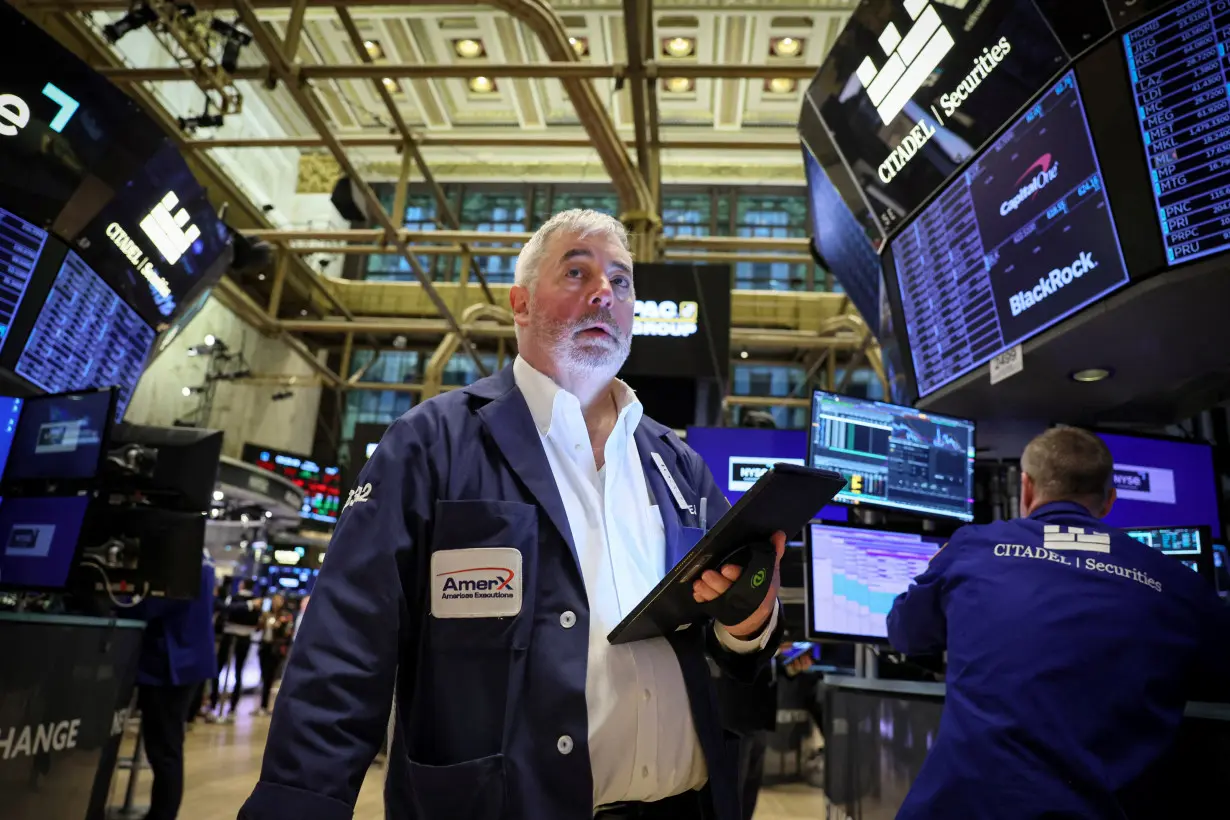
[
  {"xmin": 1123, "ymin": 525, "xmax": 1215, "ymax": 586},
  {"xmin": 1214, "ymin": 544, "xmax": 1229, "ymax": 598},
  {"xmin": 1092, "ymin": 430, "xmax": 1220, "ymax": 533},
  {"xmin": 241, "ymin": 444, "xmax": 341, "ymax": 525},
  {"xmin": 807, "ymin": 390, "xmax": 976, "ymax": 521},
  {"xmin": 0, "ymin": 397, "xmax": 23, "ymax": 478},
  {"xmin": 3, "ymin": 389, "xmax": 116, "ymax": 482},
  {"xmin": 79, "ymin": 505, "xmax": 206, "ymax": 599},
  {"xmin": 109, "ymin": 423, "xmax": 223, "ymax": 511},
  {"xmin": 0, "ymin": 207, "xmax": 54, "ymax": 356},
  {"xmin": 804, "ymin": 522, "xmax": 945, "ymax": 643},
  {"xmin": 0, "ymin": 495, "xmax": 91, "ymax": 591}
]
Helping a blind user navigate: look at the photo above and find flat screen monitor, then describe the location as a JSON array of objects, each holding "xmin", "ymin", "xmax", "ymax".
[
  {"xmin": 1122, "ymin": 3, "xmax": 1230, "ymax": 266},
  {"xmin": 803, "ymin": 0, "xmax": 1067, "ymax": 234},
  {"xmin": 0, "ymin": 207, "xmax": 53, "ymax": 355},
  {"xmin": 808, "ymin": 390, "xmax": 975, "ymax": 521},
  {"xmin": 1123, "ymin": 524, "xmax": 1215, "ymax": 584},
  {"xmin": 13, "ymin": 251, "xmax": 156, "ymax": 420},
  {"xmin": 804, "ymin": 522, "xmax": 945, "ymax": 642},
  {"xmin": 802, "ymin": 145, "xmax": 882, "ymax": 330},
  {"xmin": 621, "ymin": 263, "xmax": 731, "ymax": 381},
  {"xmin": 1094, "ymin": 431, "xmax": 1220, "ymax": 532},
  {"xmin": 0, "ymin": 495, "xmax": 91, "ymax": 590},
  {"xmin": 242, "ymin": 444, "xmax": 341, "ymax": 525},
  {"xmin": 685, "ymin": 426, "xmax": 849, "ymax": 523},
  {"xmin": 0, "ymin": 398, "xmax": 22, "ymax": 479},
  {"xmin": 110, "ymin": 423, "xmax": 224, "ymax": 511},
  {"xmin": 889, "ymin": 70, "xmax": 1130, "ymax": 398},
  {"xmin": 4, "ymin": 388, "xmax": 115, "ymax": 482}
]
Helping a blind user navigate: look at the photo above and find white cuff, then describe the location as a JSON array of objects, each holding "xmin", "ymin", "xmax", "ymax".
[{"xmin": 713, "ymin": 602, "xmax": 779, "ymax": 655}]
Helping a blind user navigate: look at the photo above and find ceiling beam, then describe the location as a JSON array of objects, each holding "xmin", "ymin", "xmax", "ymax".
[
  {"xmin": 97, "ymin": 62, "xmax": 820, "ymax": 82},
  {"xmin": 181, "ymin": 135, "xmax": 804, "ymax": 150}
]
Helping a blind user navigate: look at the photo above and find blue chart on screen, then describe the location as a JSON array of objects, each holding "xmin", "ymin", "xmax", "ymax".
[
  {"xmin": 809, "ymin": 391, "xmax": 975, "ymax": 521},
  {"xmin": 15, "ymin": 252, "xmax": 155, "ymax": 421},
  {"xmin": 890, "ymin": 71, "xmax": 1129, "ymax": 397},
  {"xmin": 0, "ymin": 207, "xmax": 50, "ymax": 356},
  {"xmin": 1123, "ymin": 2, "xmax": 1230, "ymax": 266},
  {"xmin": 808, "ymin": 523, "xmax": 944, "ymax": 640}
]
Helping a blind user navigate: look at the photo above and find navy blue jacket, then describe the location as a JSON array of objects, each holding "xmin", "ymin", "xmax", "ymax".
[
  {"xmin": 240, "ymin": 366, "xmax": 779, "ymax": 820},
  {"xmin": 133, "ymin": 558, "xmax": 218, "ymax": 688},
  {"xmin": 888, "ymin": 501, "xmax": 1230, "ymax": 819}
]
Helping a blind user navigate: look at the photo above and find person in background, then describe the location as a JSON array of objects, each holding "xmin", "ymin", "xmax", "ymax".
[
  {"xmin": 130, "ymin": 552, "xmax": 218, "ymax": 820},
  {"xmin": 256, "ymin": 594, "xmax": 295, "ymax": 716},
  {"xmin": 209, "ymin": 577, "xmax": 260, "ymax": 723},
  {"xmin": 887, "ymin": 427, "xmax": 1230, "ymax": 818}
]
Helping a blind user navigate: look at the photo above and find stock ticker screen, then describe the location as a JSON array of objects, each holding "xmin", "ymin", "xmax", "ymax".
[
  {"xmin": 1125, "ymin": 525, "xmax": 1210, "ymax": 579},
  {"xmin": 245, "ymin": 445, "xmax": 341, "ymax": 524},
  {"xmin": 808, "ymin": 390, "xmax": 975, "ymax": 522},
  {"xmin": 0, "ymin": 208, "xmax": 50, "ymax": 356},
  {"xmin": 806, "ymin": 523, "xmax": 945, "ymax": 641},
  {"xmin": 14, "ymin": 252, "xmax": 155, "ymax": 421},
  {"xmin": 1123, "ymin": 1, "xmax": 1230, "ymax": 266},
  {"xmin": 890, "ymin": 71, "xmax": 1130, "ymax": 397}
]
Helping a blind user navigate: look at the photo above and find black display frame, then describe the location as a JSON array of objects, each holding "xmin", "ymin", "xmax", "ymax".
[
  {"xmin": 802, "ymin": 517, "xmax": 947, "ymax": 645},
  {"xmin": 0, "ymin": 385, "xmax": 118, "ymax": 485}
]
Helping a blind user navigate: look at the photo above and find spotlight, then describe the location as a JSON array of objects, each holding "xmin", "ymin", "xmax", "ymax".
[
  {"xmin": 771, "ymin": 36, "xmax": 803, "ymax": 57},
  {"xmin": 1071, "ymin": 367, "xmax": 1112, "ymax": 383},
  {"xmin": 663, "ymin": 36, "xmax": 695, "ymax": 58},
  {"xmin": 264, "ymin": 510, "xmax": 273, "ymax": 519},
  {"xmin": 469, "ymin": 76, "xmax": 495, "ymax": 93},
  {"xmin": 213, "ymin": 490, "xmax": 225, "ymax": 502},
  {"xmin": 765, "ymin": 77, "xmax": 798, "ymax": 94},
  {"xmin": 454, "ymin": 38, "xmax": 484, "ymax": 59},
  {"xmin": 204, "ymin": 334, "xmax": 217, "ymax": 346},
  {"xmin": 177, "ymin": 113, "xmax": 224, "ymax": 132},
  {"xmin": 568, "ymin": 36, "xmax": 588, "ymax": 57},
  {"xmin": 182, "ymin": 386, "xmax": 192, "ymax": 397},
  {"xmin": 740, "ymin": 350, "xmax": 749, "ymax": 359},
  {"xmin": 103, "ymin": 3, "xmax": 157, "ymax": 44},
  {"xmin": 663, "ymin": 77, "xmax": 694, "ymax": 94},
  {"xmin": 182, "ymin": 385, "xmax": 206, "ymax": 397},
  {"xmin": 271, "ymin": 390, "xmax": 294, "ymax": 401},
  {"xmin": 210, "ymin": 18, "xmax": 253, "ymax": 74},
  {"xmin": 363, "ymin": 39, "xmax": 384, "ymax": 60}
]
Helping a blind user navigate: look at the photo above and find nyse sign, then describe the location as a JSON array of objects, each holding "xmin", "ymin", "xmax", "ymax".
[
  {"xmin": 0, "ymin": 83, "xmax": 80, "ymax": 137},
  {"xmin": 633, "ymin": 299, "xmax": 699, "ymax": 337}
]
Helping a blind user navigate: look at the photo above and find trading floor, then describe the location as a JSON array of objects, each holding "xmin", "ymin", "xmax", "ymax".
[{"xmin": 104, "ymin": 709, "xmax": 828, "ymax": 819}]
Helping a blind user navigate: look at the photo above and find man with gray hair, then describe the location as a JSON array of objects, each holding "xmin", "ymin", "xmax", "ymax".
[
  {"xmin": 242, "ymin": 209, "xmax": 785, "ymax": 820},
  {"xmin": 886, "ymin": 426, "xmax": 1229, "ymax": 819}
]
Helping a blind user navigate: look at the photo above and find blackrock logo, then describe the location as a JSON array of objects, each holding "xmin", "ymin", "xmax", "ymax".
[
  {"xmin": 1008, "ymin": 251, "xmax": 1097, "ymax": 317},
  {"xmin": 856, "ymin": 0, "xmax": 955, "ymax": 125},
  {"xmin": 728, "ymin": 456, "xmax": 804, "ymax": 492},
  {"xmin": 633, "ymin": 299, "xmax": 698, "ymax": 337},
  {"xmin": 1000, "ymin": 154, "xmax": 1059, "ymax": 216}
]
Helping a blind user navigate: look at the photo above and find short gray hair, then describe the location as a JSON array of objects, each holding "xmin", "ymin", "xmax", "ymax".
[
  {"xmin": 514, "ymin": 209, "xmax": 630, "ymax": 291},
  {"xmin": 1021, "ymin": 427, "xmax": 1114, "ymax": 509}
]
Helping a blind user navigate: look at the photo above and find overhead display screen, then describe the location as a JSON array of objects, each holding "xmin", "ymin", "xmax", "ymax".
[
  {"xmin": 808, "ymin": 390, "xmax": 975, "ymax": 522},
  {"xmin": 891, "ymin": 71, "xmax": 1130, "ymax": 397},
  {"xmin": 0, "ymin": 207, "xmax": 51, "ymax": 355},
  {"xmin": 1123, "ymin": 1, "xmax": 1230, "ymax": 267},
  {"xmin": 0, "ymin": 3, "xmax": 165, "ymax": 231},
  {"xmin": 804, "ymin": 0, "xmax": 1067, "ymax": 234},
  {"xmin": 802, "ymin": 145, "xmax": 882, "ymax": 329},
  {"xmin": 13, "ymin": 252, "xmax": 155, "ymax": 420},
  {"xmin": 621, "ymin": 263, "xmax": 730, "ymax": 380},
  {"xmin": 242, "ymin": 444, "xmax": 342, "ymax": 525},
  {"xmin": 75, "ymin": 140, "xmax": 231, "ymax": 329},
  {"xmin": 805, "ymin": 523, "xmax": 945, "ymax": 642}
]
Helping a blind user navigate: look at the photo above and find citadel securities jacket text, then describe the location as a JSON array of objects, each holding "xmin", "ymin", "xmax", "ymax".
[
  {"xmin": 887, "ymin": 501, "xmax": 1230, "ymax": 820},
  {"xmin": 238, "ymin": 365, "xmax": 781, "ymax": 820}
]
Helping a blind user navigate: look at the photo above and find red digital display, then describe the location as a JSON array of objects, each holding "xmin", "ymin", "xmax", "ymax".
[{"xmin": 250, "ymin": 447, "xmax": 341, "ymax": 524}]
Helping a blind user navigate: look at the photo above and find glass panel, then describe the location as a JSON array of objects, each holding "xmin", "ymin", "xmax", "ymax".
[
  {"xmin": 442, "ymin": 352, "xmax": 502, "ymax": 387},
  {"xmin": 549, "ymin": 191, "xmax": 619, "ymax": 217},
  {"xmin": 341, "ymin": 389, "xmax": 414, "ymax": 443},
  {"xmin": 459, "ymin": 191, "xmax": 528, "ymax": 285},
  {"xmin": 733, "ymin": 190, "xmax": 811, "ymax": 291},
  {"xmin": 367, "ymin": 194, "xmax": 438, "ymax": 281},
  {"xmin": 661, "ymin": 193, "xmax": 711, "ymax": 238}
]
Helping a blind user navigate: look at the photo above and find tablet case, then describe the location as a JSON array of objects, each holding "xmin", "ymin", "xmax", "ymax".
[{"xmin": 607, "ymin": 462, "xmax": 847, "ymax": 644}]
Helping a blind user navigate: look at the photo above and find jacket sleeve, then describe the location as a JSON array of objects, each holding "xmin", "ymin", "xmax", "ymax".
[
  {"xmin": 240, "ymin": 415, "xmax": 429, "ymax": 820},
  {"xmin": 886, "ymin": 531, "xmax": 962, "ymax": 656}
]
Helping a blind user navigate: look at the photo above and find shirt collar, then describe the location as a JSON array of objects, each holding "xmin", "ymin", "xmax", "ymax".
[
  {"xmin": 1029, "ymin": 500, "xmax": 1099, "ymax": 521},
  {"xmin": 512, "ymin": 355, "xmax": 643, "ymax": 436}
]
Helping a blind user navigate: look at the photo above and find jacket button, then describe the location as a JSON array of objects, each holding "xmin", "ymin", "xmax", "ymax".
[
  {"xmin": 557, "ymin": 735, "xmax": 574, "ymax": 755},
  {"xmin": 560, "ymin": 611, "xmax": 577, "ymax": 629}
]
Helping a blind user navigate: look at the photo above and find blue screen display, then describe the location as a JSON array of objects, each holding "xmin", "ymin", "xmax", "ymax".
[
  {"xmin": 0, "ymin": 398, "xmax": 22, "ymax": 480},
  {"xmin": 4, "ymin": 390, "xmax": 111, "ymax": 481},
  {"xmin": 15, "ymin": 252, "xmax": 155, "ymax": 421},
  {"xmin": 1097, "ymin": 432, "xmax": 1220, "ymax": 533},
  {"xmin": 0, "ymin": 207, "xmax": 50, "ymax": 355},
  {"xmin": 0, "ymin": 495, "xmax": 90, "ymax": 590},
  {"xmin": 686, "ymin": 426, "xmax": 848, "ymax": 522},
  {"xmin": 807, "ymin": 523, "xmax": 945, "ymax": 641}
]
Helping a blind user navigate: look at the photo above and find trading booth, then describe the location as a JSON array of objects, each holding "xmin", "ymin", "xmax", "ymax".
[
  {"xmin": 0, "ymin": 5, "xmax": 232, "ymax": 818},
  {"xmin": 799, "ymin": 0, "xmax": 1230, "ymax": 814}
]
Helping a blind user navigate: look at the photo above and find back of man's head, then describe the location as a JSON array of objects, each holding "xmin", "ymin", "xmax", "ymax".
[{"xmin": 1020, "ymin": 427, "xmax": 1114, "ymax": 517}]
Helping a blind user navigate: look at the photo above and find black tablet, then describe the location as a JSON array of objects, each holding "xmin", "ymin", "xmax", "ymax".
[{"xmin": 607, "ymin": 462, "xmax": 847, "ymax": 645}]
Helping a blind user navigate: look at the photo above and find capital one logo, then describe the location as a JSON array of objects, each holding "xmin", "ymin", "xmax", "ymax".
[
  {"xmin": 0, "ymin": 83, "xmax": 80, "ymax": 137},
  {"xmin": 139, "ymin": 191, "xmax": 201, "ymax": 265},
  {"xmin": 1000, "ymin": 154, "xmax": 1060, "ymax": 216},
  {"xmin": 855, "ymin": 0, "xmax": 955, "ymax": 125}
]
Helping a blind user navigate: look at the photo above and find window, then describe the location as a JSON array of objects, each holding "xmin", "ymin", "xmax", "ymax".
[
  {"xmin": 367, "ymin": 195, "xmax": 439, "ymax": 281},
  {"xmin": 348, "ymin": 350, "xmax": 420, "ymax": 384},
  {"xmin": 341, "ymin": 389, "xmax": 414, "ymax": 443},
  {"xmin": 730, "ymin": 364, "xmax": 807, "ymax": 429},
  {"xmin": 442, "ymin": 352, "xmax": 502, "ymax": 386},
  {"xmin": 460, "ymin": 191, "xmax": 528, "ymax": 285},
  {"xmin": 661, "ymin": 193, "xmax": 711, "ymax": 238},
  {"xmin": 733, "ymin": 193, "xmax": 810, "ymax": 291}
]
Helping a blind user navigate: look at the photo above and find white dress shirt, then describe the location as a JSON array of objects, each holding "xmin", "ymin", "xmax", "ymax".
[{"xmin": 512, "ymin": 357, "xmax": 774, "ymax": 810}]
